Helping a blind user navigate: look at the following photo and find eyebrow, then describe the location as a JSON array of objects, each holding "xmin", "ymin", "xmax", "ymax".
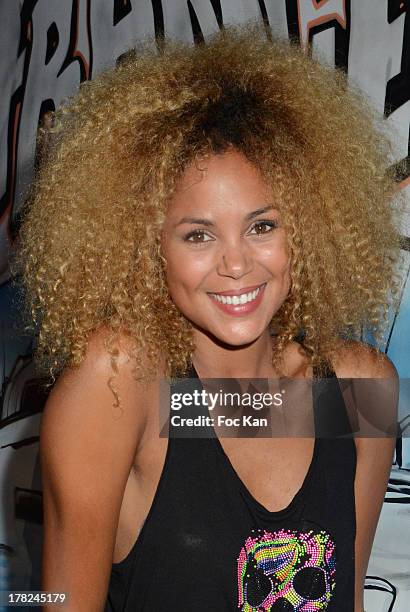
[{"xmin": 175, "ymin": 204, "xmax": 276, "ymax": 227}]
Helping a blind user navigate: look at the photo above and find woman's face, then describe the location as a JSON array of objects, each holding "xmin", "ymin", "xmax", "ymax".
[{"xmin": 161, "ymin": 149, "xmax": 292, "ymax": 347}]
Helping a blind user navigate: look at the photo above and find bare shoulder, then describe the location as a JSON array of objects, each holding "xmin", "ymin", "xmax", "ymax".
[
  {"xmin": 45, "ymin": 325, "xmax": 151, "ymax": 419},
  {"xmin": 56, "ymin": 324, "xmax": 159, "ymax": 387},
  {"xmin": 41, "ymin": 325, "xmax": 163, "ymax": 484},
  {"xmin": 327, "ymin": 340, "xmax": 398, "ymax": 454},
  {"xmin": 327, "ymin": 339, "xmax": 398, "ymax": 380}
]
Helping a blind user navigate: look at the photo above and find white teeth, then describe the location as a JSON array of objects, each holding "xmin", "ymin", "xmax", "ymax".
[{"xmin": 210, "ymin": 285, "xmax": 264, "ymax": 305}]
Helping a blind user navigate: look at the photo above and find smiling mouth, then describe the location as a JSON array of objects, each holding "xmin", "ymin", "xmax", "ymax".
[{"xmin": 207, "ymin": 283, "xmax": 266, "ymax": 306}]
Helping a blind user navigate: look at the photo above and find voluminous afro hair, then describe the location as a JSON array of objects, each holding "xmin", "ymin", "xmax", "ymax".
[{"xmin": 13, "ymin": 22, "xmax": 404, "ymax": 395}]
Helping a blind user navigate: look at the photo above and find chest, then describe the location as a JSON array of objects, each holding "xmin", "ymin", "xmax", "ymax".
[{"xmin": 214, "ymin": 437, "xmax": 317, "ymax": 512}]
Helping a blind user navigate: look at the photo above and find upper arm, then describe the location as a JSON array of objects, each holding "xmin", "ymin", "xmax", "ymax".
[
  {"xmin": 330, "ymin": 341, "xmax": 398, "ymax": 612},
  {"xmin": 40, "ymin": 328, "xmax": 151, "ymax": 611}
]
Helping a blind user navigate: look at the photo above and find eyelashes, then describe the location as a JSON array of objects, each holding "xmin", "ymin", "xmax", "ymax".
[
  {"xmin": 183, "ymin": 229, "xmax": 210, "ymax": 243},
  {"xmin": 183, "ymin": 220, "xmax": 279, "ymax": 244},
  {"xmin": 249, "ymin": 220, "xmax": 279, "ymax": 235}
]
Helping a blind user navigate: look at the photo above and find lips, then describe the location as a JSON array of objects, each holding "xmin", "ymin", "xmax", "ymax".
[{"xmin": 207, "ymin": 283, "xmax": 267, "ymax": 316}]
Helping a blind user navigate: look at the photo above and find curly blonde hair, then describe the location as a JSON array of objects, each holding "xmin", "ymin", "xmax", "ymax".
[{"xmin": 12, "ymin": 21, "xmax": 404, "ymax": 400}]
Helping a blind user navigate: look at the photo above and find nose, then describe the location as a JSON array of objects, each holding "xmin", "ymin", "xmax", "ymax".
[{"xmin": 216, "ymin": 239, "xmax": 253, "ymax": 280}]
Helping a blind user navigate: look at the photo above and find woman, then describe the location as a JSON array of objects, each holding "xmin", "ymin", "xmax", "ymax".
[{"xmin": 13, "ymin": 22, "xmax": 402, "ymax": 612}]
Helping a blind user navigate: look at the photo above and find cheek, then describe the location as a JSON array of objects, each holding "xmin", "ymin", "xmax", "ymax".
[
  {"xmin": 163, "ymin": 244, "xmax": 214, "ymax": 291},
  {"xmin": 163, "ymin": 255, "xmax": 205, "ymax": 303},
  {"xmin": 259, "ymin": 241, "xmax": 292, "ymax": 277}
]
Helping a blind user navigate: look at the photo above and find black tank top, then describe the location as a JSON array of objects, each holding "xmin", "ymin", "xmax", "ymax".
[{"xmin": 105, "ymin": 356, "xmax": 356, "ymax": 611}]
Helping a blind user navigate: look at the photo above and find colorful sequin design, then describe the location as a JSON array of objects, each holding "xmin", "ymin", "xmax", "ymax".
[{"xmin": 237, "ymin": 527, "xmax": 336, "ymax": 611}]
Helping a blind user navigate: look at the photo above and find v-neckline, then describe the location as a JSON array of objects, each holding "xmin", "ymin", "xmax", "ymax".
[{"xmin": 187, "ymin": 361, "xmax": 321, "ymax": 518}]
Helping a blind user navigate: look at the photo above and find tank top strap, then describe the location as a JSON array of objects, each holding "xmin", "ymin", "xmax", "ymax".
[{"xmin": 310, "ymin": 358, "xmax": 355, "ymax": 439}]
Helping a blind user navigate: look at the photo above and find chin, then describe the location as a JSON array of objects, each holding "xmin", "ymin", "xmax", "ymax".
[{"xmin": 210, "ymin": 325, "xmax": 265, "ymax": 348}]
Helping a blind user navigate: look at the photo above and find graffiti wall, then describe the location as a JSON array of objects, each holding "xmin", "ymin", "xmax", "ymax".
[{"xmin": 0, "ymin": 1, "xmax": 409, "ymax": 610}]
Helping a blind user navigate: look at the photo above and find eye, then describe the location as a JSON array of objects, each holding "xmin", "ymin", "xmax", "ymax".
[
  {"xmin": 183, "ymin": 229, "xmax": 213, "ymax": 244},
  {"xmin": 249, "ymin": 220, "xmax": 278, "ymax": 235}
]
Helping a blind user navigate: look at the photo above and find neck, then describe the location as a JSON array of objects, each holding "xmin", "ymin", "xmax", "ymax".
[{"xmin": 191, "ymin": 328, "xmax": 279, "ymax": 379}]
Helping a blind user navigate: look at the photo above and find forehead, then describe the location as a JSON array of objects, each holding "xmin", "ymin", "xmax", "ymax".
[{"xmin": 167, "ymin": 149, "xmax": 274, "ymax": 217}]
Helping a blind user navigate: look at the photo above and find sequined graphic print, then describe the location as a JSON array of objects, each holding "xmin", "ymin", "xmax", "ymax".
[{"xmin": 237, "ymin": 527, "xmax": 336, "ymax": 611}]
